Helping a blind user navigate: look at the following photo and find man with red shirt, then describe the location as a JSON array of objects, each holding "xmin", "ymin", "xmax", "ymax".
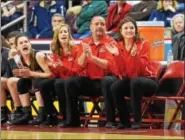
[{"xmin": 59, "ymin": 16, "xmax": 119, "ymax": 127}]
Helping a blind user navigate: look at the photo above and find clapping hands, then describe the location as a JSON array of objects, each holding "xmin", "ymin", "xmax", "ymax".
[
  {"xmin": 130, "ymin": 44, "xmax": 137, "ymax": 56},
  {"xmin": 105, "ymin": 43, "xmax": 119, "ymax": 55},
  {"xmin": 13, "ymin": 67, "xmax": 32, "ymax": 78},
  {"xmin": 82, "ymin": 42, "xmax": 92, "ymax": 58}
]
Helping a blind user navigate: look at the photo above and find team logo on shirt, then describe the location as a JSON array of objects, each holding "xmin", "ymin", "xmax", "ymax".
[
  {"xmin": 68, "ymin": 57, "xmax": 73, "ymax": 61},
  {"xmin": 99, "ymin": 48, "xmax": 105, "ymax": 53}
]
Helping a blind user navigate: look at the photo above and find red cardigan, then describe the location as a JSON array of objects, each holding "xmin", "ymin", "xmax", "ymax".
[{"xmin": 106, "ymin": 3, "xmax": 132, "ymax": 32}]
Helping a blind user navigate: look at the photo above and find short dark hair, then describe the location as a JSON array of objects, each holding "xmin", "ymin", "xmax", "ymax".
[
  {"xmin": 7, "ymin": 31, "xmax": 22, "ymax": 40},
  {"xmin": 90, "ymin": 16, "xmax": 105, "ymax": 25}
]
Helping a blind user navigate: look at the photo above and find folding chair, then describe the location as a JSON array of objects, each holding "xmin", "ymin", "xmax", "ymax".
[
  {"xmin": 142, "ymin": 61, "xmax": 185, "ymax": 129},
  {"xmin": 79, "ymin": 96, "xmax": 104, "ymax": 127},
  {"xmin": 141, "ymin": 61, "xmax": 163, "ymax": 117}
]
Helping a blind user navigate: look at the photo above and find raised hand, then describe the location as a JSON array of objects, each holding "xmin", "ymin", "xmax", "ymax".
[
  {"xmin": 105, "ymin": 42, "xmax": 119, "ymax": 56},
  {"xmin": 130, "ymin": 43, "xmax": 137, "ymax": 57},
  {"xmin": 46, "ymin": 53, "xmax": 62, "ymax": 69},
  {"xmin": 167, "ymin": 5, "xmax": 176, "ymax": 12},
  {"xmin": 82, "ymin": 42, "xmax": 92, "ymax": 58}
]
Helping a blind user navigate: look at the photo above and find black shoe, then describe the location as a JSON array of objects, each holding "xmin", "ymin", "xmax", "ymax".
[
  {"xmin": 29, "ymin": 107, "xmax": 46, "ymax": 125},
  {"xmin": 57, "ymin": 120, "xmax": 66, "ymax": 127},
  {"xmin": 10, "ymin": 113, "xmax": 33, "ymax": 125},
  {"xmin": 131, "ymin": 122, "xmax": 141, "ymax": 129},
  {"xmin": 1, "ymin": 113, "xmax": 8, "ymax": 124},
  {"xmin": 9, "ymin": 106, "xmax": 33, "ymax": 125},
  {"xmin": 105, "ymin": 122, "xmax": 117, "ymax": 128},
  {"xmin": 28, "ymin": 116, "xmax": 46, "ymax": 125},
  {"xmin": 10, "ymin": 110, "xmax": 23, "ymax": 121},
  {"xmin": 58, "ymin": 122, "xmax": 80, "ymax": 128},
  {"xmin": 117, "ymin": 123, "xmax": 131, "ymax": 129},
  {"xmin": 40, "ymin": 115, "xmax": 58, "ymax": 126},
  {"xmin": 1, "ymin": 107, "xmax": 8, "ymax": 124}
]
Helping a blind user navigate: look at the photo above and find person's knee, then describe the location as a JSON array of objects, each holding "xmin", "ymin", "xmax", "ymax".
[
  {"xmin": 1, "ymin": 78, "xmax": 7, "ymax": 89},
  {"xmin": 110, "ymin": 81, "xmax": 119, "ymax": 96},
  {"xmin": 65, "ymin": 77, "xmax": 77, "ymax": 87},
  {"xmin": 7, "ymin": 78, "xmax": 18, "ymax": 88},
  {"xmin": 17, "ymin": 78, "xmax": 32, "ymax": 94},
  {"xmin": 101, "ymin": 76, "xmax": 113, "ymax": 87},
  {"xmin": 54, "ymin": 79, "xmax": 65, "ymax": 90},
  {"xmin": 131, "ymin": 77, "xmax": 141, "ymax": 88}
]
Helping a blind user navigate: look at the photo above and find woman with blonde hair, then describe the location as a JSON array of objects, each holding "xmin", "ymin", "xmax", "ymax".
[
  {"xmin": 149, "ymin": 0, "xmax": 180, "ymax": 27},
  {"xmin": 39, "ymin": 23, "xmax": 80, "ymax": 126}
]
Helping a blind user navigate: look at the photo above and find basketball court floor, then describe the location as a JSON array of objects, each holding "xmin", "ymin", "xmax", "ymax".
[{"xmin": 1, "ymin": 125, "xmax": 184, "ymax": 139}]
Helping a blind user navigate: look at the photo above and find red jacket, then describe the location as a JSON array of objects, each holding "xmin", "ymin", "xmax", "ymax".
[
  {"xmin": 76, "ymin": 35, "xmax": 118, "ymax": 79},
  {"xmin": 106, "ymin": 3, "xmax": 132, "ymax": 32},
  {"xmin": 115, "ymin": 40, "xmax": 158, "ymax": 79},
  {"xmin": 48, "ymin": 45, "xmax": 79, "ymax": 79}
]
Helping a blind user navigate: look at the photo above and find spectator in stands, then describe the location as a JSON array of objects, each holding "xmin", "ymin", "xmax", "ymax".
[
  {"xmin": 59, "ymin": 16, "xmax": 119, "ymax": 128},
  {"xmin": 125, "ymin": 0, "xmax": 157, "ymax": 21},
  {"xmin": 73, "ymin": 0, "xmax": 108, "ymax": 39},
  {"xmin": 1, "ymin": 0, "xmax": 29, "ymax": 37},
  {"xmin": 65, "ymin": 0, "xmax": 89, "ymax": 34},
  {"xmin": 38, "ymin": 24, "xmax": 80, "ymax": 126},
  {"xmin": 108, "ymin": 17, "xmax": 159, "ymax": 129},
  {"xmin": 9, "ymin": 34, "xmax": 52, "ymax": 125},
  {"xmin": 149, "ymin": 0, "xmax": 179, "ymax": 27},
  {"xmin": 36, "ymin": 13, "xmax": 65, "ymax": 39},
  {"xmin": 171, "ymin": 14, "xmax": 185, "ymax": 61},
  {"xmin": 171, "ymin": 14, "xmax": 184, "ymax": 37},
  {"xmin": 106, "ymin": 0, "xmax": 132, "ymax": 39},
  {"xmin": 28, "ymin": 0, "xmax": 66, "ymax": 38}
]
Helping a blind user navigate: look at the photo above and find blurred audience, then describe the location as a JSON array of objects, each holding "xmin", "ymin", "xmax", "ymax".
[
  {"xmin": 149, "ymin": 0, "xmax": 180, "ymax": 27},
  {"xmin": 28, "ymin": 0, "xmax": 66, "ymax": 38},
  {"xmin": 126, "ymin": 0, "xmax": 157, "ymax": 21},
  {"xmin": 106, "ymin": 0, "xmax": 132, "ymax": 39},
  {"xmin": 73, "ymin": 0, "xmax": 108, "ymax": 39},
  {"xmin": 171, "ymin": 14, "xmax": 184, "ymax": 60},
  {"xmin": 36, "ymin": 13, "xmax": 65, "ymax": 39}
]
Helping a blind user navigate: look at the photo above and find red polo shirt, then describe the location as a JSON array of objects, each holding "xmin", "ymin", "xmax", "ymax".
[{"xmin": 76, "ymin": 35, "xmax": 118, "ymax": 79}]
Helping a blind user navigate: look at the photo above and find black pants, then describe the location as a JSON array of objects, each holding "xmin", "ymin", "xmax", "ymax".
[
  {"xmin": 37, "ymin": 79, "xmax": 58, "ymax": 116},
  {"xmin": 111, "ymin": 77, "xmax": 158, "ymax": 124},
  {"xmin": 54, "ymin": 79, "xmax": 67, "ymax": 120},
  {"xmin": 65, "ymin": 76, "xmax": 116, "ymax": 124},
  {"xmin": 17, "ymin": 78, "xmax": 43, "ymax": 94}
]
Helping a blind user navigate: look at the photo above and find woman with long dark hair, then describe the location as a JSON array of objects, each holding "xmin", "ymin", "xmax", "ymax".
[
  {"xmin": 9, "ymin": 34, "xmax": 52, "ymax": 125},
  {"xmin": 106, "ymin": 17, "xmax": 159, "ymax": 129}
]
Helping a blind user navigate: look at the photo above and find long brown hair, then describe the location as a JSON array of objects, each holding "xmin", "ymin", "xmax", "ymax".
[
  {"xmin": 117, "ymin": 17, "xmax": 143, "ymax": 44},
  {"xmin": 15, "ymin": 34, "xmax": 36, "ymax": 71},
  {"xmin": 51, "ymin": 23, "xmax": 74, "ymax": 57}
]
